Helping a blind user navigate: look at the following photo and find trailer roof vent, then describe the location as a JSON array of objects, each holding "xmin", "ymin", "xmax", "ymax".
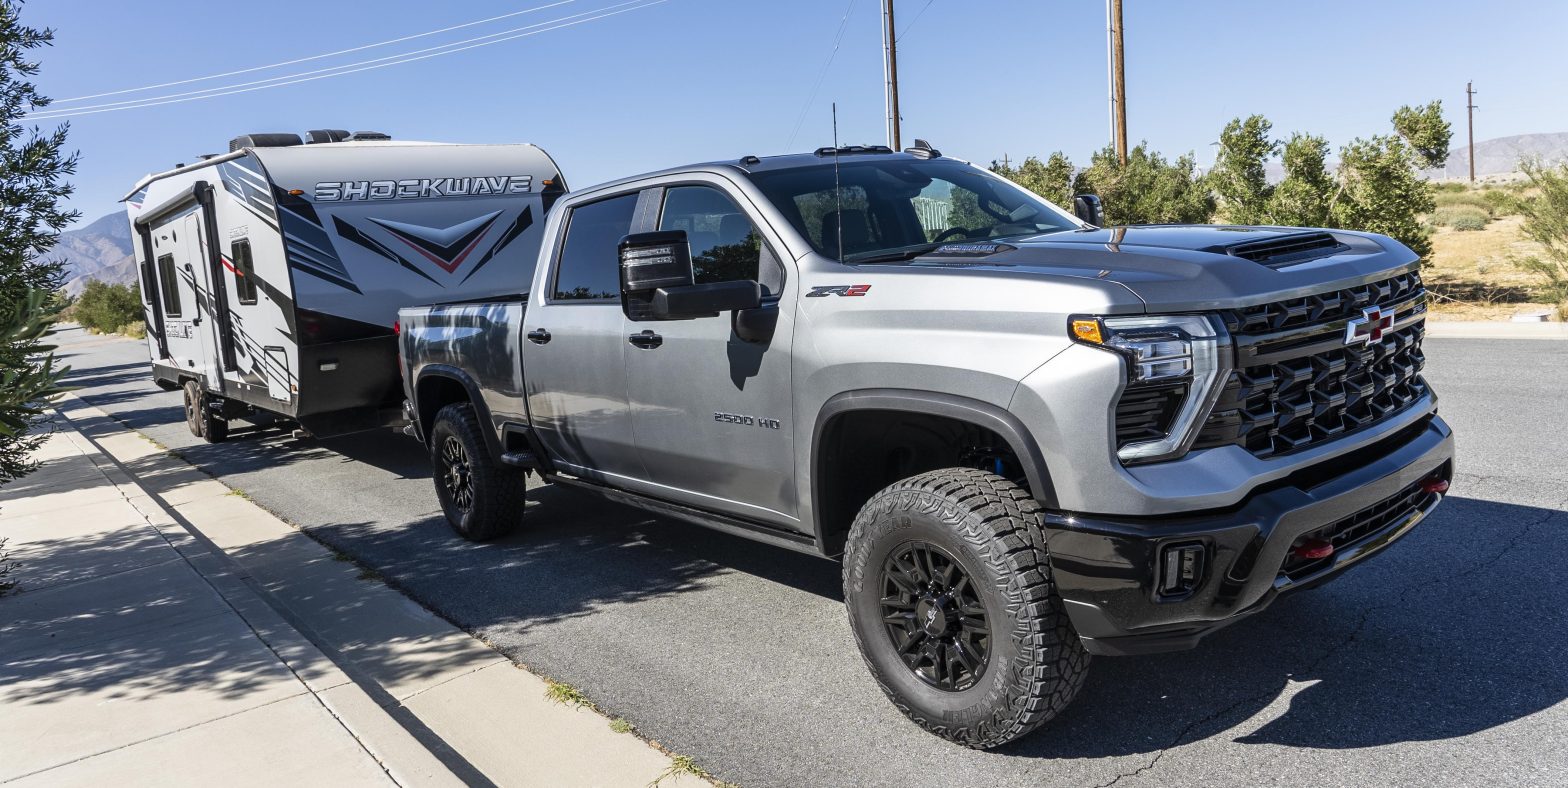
[
  {"xmin": 305, "ymin": 129, "xmax": 351, "ymax": 144},
  {"xmin": 229, "ymin": 133, "xmax": 303, "ymax": 152},
  {"xmin": 346, "ymin": 131, "xmax": 392, "ymax": 142}
]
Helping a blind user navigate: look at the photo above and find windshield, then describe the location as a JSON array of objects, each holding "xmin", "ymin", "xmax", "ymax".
[{"xmin": 748, "ymin": 157, "xmax": 1079, "ymax": 263}]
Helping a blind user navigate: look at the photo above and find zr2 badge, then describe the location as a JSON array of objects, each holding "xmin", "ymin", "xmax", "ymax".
[{"xmin": 806, "ymin": 284, "xmax": 871, "ymax": 298}]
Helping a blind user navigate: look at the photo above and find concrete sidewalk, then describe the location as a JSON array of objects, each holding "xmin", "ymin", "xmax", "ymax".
[{"xmin": 0, "ymin": 398, "xmax": 706, "ymax": 787}]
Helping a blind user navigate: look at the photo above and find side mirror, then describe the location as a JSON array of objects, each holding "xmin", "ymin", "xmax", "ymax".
[
  {"xmin": 1073, "ymin": 194, "xmax": 1105, "ymax": 226},
  {"xmin": 619, "ymin": 230, "xmax": 761, "ymax": 320}
]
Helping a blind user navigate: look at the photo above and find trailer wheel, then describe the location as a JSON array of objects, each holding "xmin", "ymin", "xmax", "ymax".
[
  {"xmin": 182, "ymin": 381, "xmax": 205, "ymax": 438},
  {"xmin": 202, "ymin": 405, "xmax": 229, "ymax": 443},
  {"xmin": 429, "ymin": 402, "xmax": 524, "ymax": 541},
  {"xmin": 842, "ymin": 468, "xmax": 1089, "ymax": 749}
]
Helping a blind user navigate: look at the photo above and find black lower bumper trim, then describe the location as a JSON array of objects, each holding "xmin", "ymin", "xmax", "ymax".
[{"xmin": 1047, "ymin": 414, "xmax": 1454, "ymax": 656}]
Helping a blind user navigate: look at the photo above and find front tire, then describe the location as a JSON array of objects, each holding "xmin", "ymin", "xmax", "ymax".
[
  {"xmin": 429, "ymin": 402, "xmax": 525, "ymax": 541},
  {"xmin": 843, "ymin": 468, "xmax": 1089, "ymax": 749}
]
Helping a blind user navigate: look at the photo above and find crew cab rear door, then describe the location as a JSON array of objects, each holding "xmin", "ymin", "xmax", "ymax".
[
  {"xmin": 622, "ymin": 180, "xmax": 799, "ymax": 527},
  {"xmin": 521, "ymin": 191, "xmax": 646, "ymax": 483}
]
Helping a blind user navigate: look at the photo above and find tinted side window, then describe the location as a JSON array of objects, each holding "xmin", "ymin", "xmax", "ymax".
[
  {"xmin": 658, "ymin": 186, "xmax": 766, "ymax": 288},
  {"xmin": 232, "ymin": 239, "xmax": 258, "ymax": 305},
  {"xmin": 553, "ymin": 193, "xmax": 639, "ymax": 301},
  {"xmin": 157, "ymin": 254, "xmax": 181, "ymax": 316}
]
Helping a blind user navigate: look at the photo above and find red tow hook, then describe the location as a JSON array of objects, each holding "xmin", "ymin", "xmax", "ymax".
[
  {"xmin": 1420, "ymin": 477, "xmax": 1450, "ymax": 494},
  {"xmin": 1292, "ymin": 538, "xmax": 1334, "ymax": 561}
]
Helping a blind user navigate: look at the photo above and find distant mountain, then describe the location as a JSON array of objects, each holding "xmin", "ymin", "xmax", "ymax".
[
  {"xmin": 54, "ymin": 211, "xmax": 135, "ymax": 296},
  {"xmin": 1424, "ymin": 132, "xmax": 1568, "ymax": 180}
]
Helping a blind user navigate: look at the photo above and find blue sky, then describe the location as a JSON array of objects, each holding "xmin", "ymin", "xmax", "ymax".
[{"xmin": 28, "ymin": 0, "xmax": 1568, "ymax": 225}]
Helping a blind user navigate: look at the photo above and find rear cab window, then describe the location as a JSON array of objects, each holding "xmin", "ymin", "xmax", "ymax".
[{"xmin": 551, "ymin": 193, "xmax": 640, "ymax": 302}]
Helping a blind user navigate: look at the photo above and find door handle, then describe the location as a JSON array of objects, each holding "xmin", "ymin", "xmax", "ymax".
[
  {"xmin": 628, "ymin": 330, "xmax": 663, "ymax": 349},
  {"xmin": 526, "ymin": 328, "xmax": 551, "ymax": 344}
]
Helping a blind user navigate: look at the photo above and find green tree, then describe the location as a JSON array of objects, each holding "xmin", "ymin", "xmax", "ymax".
[
  {"xmin": 1267, "ymin": 132, "xmax": 1335, "ymax": 227},
  {"xmin": 993, "ymin": 152, "xmax": 1074, "ymax": 207},
  {"xmin": 0, "ymin": 1, "xmax": 76, "ymax": 499},
  {"xmin": 1332, "ymin": 134, "xmax": 1436, "ymax": 258},
  {"xmin": 1211, "ymin": 115, "xmax": 1279, "ymax": 224},
  {"xmin": 1071, "ymin": 143, "xmax": 1214, "ymax": 225},
  {"xmin": 1392, "ymin": 100, "xmax": 1452, "ymax": 170},
  {"xmin": 71, "ymin": 279, "xmax": 142, "ymax": 334},
  {"xmin": 1513, "ymin": 159, "xmax": 1568, "ymax": 316}
]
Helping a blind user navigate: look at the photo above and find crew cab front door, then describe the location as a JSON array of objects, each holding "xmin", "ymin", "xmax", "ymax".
[
  {"xmin": 522, "ymin": 192, "xmax": 646, "ymax": 484},
  {"xmin": 622, "ymin": 182, "xmax": 799, "ymax": 527}
]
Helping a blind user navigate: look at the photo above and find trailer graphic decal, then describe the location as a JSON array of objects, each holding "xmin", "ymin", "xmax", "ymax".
[
  {"xmin": 367, "ymin": 210, "xmax": 503, "ymax": 274},
  {"xmin": 458, "ymin": 206, "xmax": 533, "ymax": 284},
  {"xmin": 313, "ymin": 175, "xmax": 533, "ymax": 202}
]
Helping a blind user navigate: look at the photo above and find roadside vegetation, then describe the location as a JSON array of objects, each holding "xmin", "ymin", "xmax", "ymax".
[
  {"xmin": 997, "ymin": 99, "xmax": 1568, "ymax": 320},
  {"xmin": 64, "ymin": 280, "xmax": 142, "ymax": 336},
  {"xmin": 0, "ymin": 1, "xmax": 78, "ymax": 590}
]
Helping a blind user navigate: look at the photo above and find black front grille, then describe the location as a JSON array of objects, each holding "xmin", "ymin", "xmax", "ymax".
[
  {"xmin": 1280, "ymin": 479, "xmax": 1437, "ymax": 577},
  {"xmin": 1195, "ymin": 272, "xmax": 1429, "ymax": 459}
]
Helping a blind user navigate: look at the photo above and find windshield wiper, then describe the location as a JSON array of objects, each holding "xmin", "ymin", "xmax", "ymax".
[{"xmin": 846, "ymin": 242, "xmax": 946, "ymax": 264}]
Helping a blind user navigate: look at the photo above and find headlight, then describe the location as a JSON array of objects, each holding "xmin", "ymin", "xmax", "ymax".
[{"xmin": 1070, "ymin": 314, "xmax": 1230, "ymax": 463}]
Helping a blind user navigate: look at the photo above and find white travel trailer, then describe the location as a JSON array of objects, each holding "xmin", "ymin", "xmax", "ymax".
[{"xmin": 124, "ymin": 131, "xmax": 565, "ymax": 440}]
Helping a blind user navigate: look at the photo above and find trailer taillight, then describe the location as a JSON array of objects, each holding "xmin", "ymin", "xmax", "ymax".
[{"xmin": 393, "ymin": 320, "xmax": 400, "ymax": 336}]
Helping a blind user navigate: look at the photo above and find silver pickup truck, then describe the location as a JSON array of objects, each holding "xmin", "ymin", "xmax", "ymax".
[{"xmin": 397, "ymin": 145, "xmax": 1454, "ymax": 749}]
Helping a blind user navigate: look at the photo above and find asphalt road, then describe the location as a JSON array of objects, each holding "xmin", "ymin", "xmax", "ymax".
[{"xmin": 55, "ymin": 325, "xmax": 1568, "ymax": 788}]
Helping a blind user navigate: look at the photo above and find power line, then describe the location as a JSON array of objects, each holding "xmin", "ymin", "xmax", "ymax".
[
  {"xmin": 50, "ymin": 0, "xmax": 581, "ymax": 104},
  {"xmin": 896, "ymin": 0, "xmax": 936, "ymax": 40},
  {"xmin": 784, "ymin": 0, "xmax": 857, "ymax": 150},
  {"xmin": 27, "ymin": 1, "xmax": 666, "ymax": 120},
  {"xmin": 30, "ymin": 2, "xmax": 641, "ymax": 118}
]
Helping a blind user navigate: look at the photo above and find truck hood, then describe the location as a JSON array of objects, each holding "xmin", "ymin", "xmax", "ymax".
[{"xmin": 899, "ymin": 225, "xmax": 1421, "ymax": 313}]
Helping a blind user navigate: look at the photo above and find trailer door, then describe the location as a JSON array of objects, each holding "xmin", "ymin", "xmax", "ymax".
[{"xmin": 180, "ymin": 211, "xmax": 223, "ymax": 389}]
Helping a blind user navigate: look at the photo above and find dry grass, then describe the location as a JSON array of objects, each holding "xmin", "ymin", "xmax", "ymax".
[{"xmin": 1424, "ymin": 215, "xmax": 1558, "ymax": 321}]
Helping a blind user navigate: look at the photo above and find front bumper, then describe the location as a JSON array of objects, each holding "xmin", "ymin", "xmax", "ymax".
[{"xmin": 1045, "ymin": 413, "xmax": 1453, "ymax": 656}]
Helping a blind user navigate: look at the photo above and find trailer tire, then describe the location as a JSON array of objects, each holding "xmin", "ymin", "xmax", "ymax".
[
  {"xmin": 430, "ymin": 402, "xmax": 524, "ymax": 541},
  {"xmin": 842, "ymin": 467, "xmax": 1089, "ymax": 749},
  {"xmin": 182, "ymin": 381, "xmax": 205, "ymax": 438},
  {"xmin": 202, "ymin": 407, "xmax": 229, "ymax": 443}
]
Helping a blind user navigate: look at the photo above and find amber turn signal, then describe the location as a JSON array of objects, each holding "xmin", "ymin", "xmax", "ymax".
[{"xmin": 1071, "ymin": 319, "xmax": 1103, "ymax": 345}]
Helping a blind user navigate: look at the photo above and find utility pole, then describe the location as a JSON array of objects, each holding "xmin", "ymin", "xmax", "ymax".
[
  {"xmin": 1110, "ymin": 0, "xmax": 1128, "ymax": 165},
  {"xmin": 882, "ymin": 0, "xmax": 901, "ymax": 150},
  {"xmin": 1466, "ymin": 81, "xmax": 1478, "ymax": 183},
  {"xmin": 1000, "ymin": 153, "xmax": 1012, "ymax": 170}
]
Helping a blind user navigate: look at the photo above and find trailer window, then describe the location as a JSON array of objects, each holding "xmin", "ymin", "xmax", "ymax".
[
  {"xmin": 231, "ymin": 239, "xmax": 258, "ymax": 305},
  {"xmin": 657, "ymin": 186, "xmax": 780, "ymax": 294},
  {"xmin": 156, "ymin": 254, "xmax": 181, "ymax": 317},
  {"xmin": 553, "ymin": 193, "xmax": 639, "ymax": 301}
]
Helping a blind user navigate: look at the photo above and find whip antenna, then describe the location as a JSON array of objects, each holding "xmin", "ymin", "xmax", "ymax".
[{"xmin": 833, "ymin": 102, "xmax": 844, "ymax": 263}]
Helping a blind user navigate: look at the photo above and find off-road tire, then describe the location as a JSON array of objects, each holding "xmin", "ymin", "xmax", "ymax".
[
  {"xmin": 429, "ymin": 402, "xmax": 525, "ymax": 541},
  {"xmin": 202, "ymin": 405, "xmax": 229, "ymax": 443},
  {"xmin": 843, "ymin": 467, "xmax": 1090, "ymax": 749},
  {"xmin": 182, "ymin": 381, "xmax": 205, "ymax": 438}
]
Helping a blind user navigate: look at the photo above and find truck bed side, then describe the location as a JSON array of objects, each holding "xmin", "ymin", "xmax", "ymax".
[{"xmin": 399, "ymin": 299, "xmax": 529, "ymax": 450}]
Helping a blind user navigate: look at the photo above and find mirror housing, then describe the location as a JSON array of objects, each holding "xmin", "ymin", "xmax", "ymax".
[
  {"xmin": 1073, "ymin": 194, "xmax": 1105, "ymax": 226},
  {"xmin": 655, "ymin": 280, "xmax": 761, "ymax": 319},
  {"xmin": 619, "ymin": 230, "xmax": 762, "ymax": 320},
  {"xmin": 620, "ymin": 230, "xmax": 695, "ymax": 321}
]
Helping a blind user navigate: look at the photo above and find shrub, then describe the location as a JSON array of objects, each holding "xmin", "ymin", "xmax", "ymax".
[
  {"xmin": 1480, "ymin": 188, "xmax": 1516, "ymax": 215},
  {"xmin": 1432, "ymin": 204, "xmax": 1490, "ymax": 230},
  {"xmin": 72, "ymin": 280, "xmax": 142, "ymax": 335},
  {"xmin": 1434, "ymin": 190, "xmax": 1495, "ymax": 217},
  {"xmin": 1514, "ymin": 160, "xmax": 1568, "ymax": 317},
  {"xmin": 118, "ymin": 320, "xmax": 146, "ymax": 339}
]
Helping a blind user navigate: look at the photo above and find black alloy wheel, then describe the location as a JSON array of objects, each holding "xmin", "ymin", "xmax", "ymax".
[
  {"xmin": 880, "ymin": 542, "xmax": 990, "ymax": 691},
  {"xmin": 440, "ymin": 435, "xmax": 475, "ymax": 513}
]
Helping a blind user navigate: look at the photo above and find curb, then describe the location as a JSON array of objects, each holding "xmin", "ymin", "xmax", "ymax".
[
  {"xmin": 52, "ymin": 392, "xmax": 708, "ymax": 788},
  {"xmin": 1425, "ymin": 320, "xmax": 1568, "ymax": 340}
]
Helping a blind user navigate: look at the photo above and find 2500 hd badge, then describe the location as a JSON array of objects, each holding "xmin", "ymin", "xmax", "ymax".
[{"xmin": 714, "ymin": 412, "xmax": 781, "ymax": 429}]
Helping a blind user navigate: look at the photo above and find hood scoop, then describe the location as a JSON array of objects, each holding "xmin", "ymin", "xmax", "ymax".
[{"xmin": 1209, "ymin": 231, "xmax": 1347, "ymax": 270}]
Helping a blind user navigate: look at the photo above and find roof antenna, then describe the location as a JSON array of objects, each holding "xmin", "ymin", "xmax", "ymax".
[{"xmin": 832, "ymin": 102, "xmax": 844, "ymax": 263}]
